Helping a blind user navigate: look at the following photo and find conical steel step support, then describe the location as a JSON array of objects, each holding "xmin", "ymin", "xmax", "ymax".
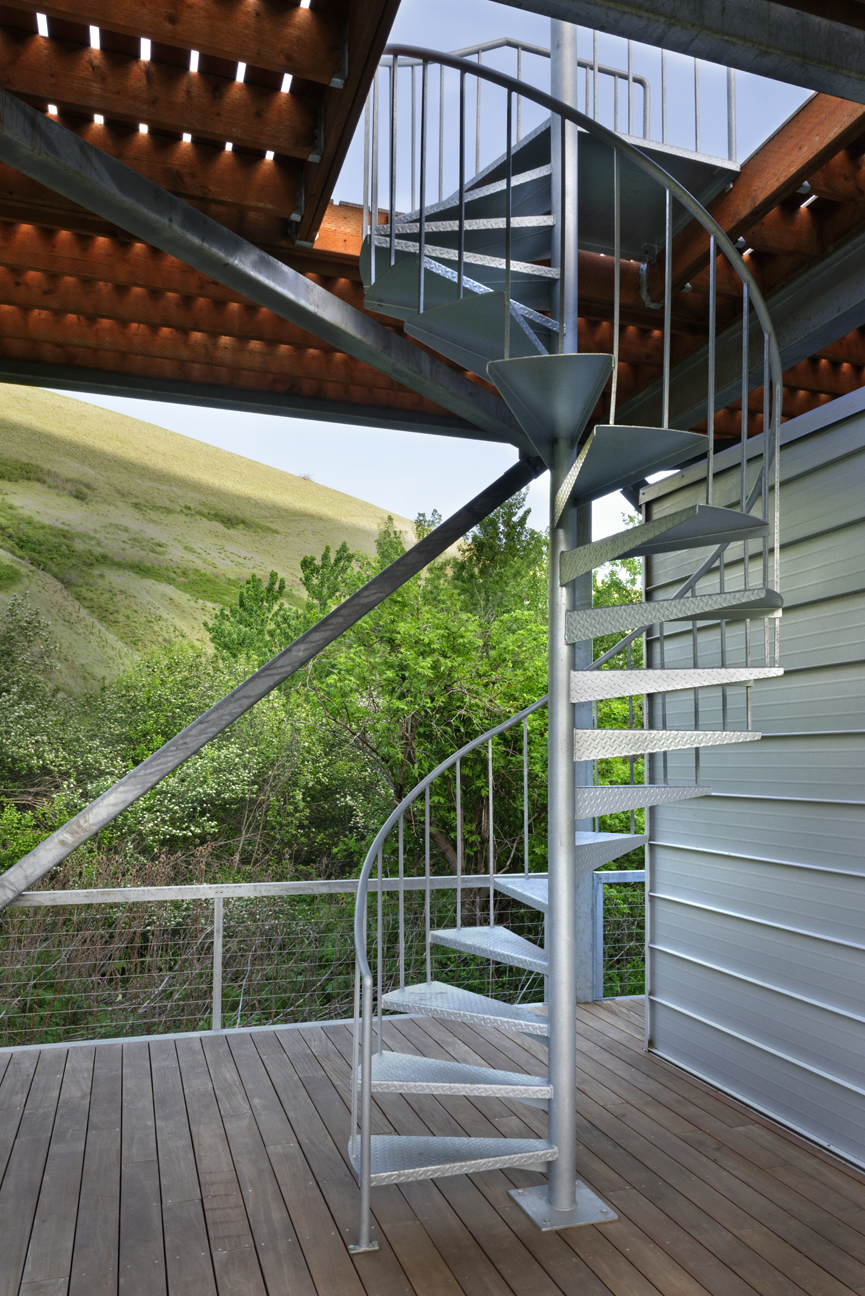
[
  {"xmin": 430, "ymin": 924, "xmax": 548, "ymax": 973},
  {"xmin": 560, "ymin": 504, "xmax": 770, "ymax": 584},
  {"xmin": 565, "ymin": 587, "xmax": 783, "ymax": 640},
  {"xmin": 553, "ymin": 425, "xmax": 709, "ymax": 518},
  {"xmin": 487, "ymin": 353, "xmax": 614, "ymax": 467},
  {"xmin": 575, "ymin": 784, "xmax": 709, "ymax": 816},
  {"xmin": 495, "ymin": 835, "xmax": 647, "ymax": 911},
  {"xmin": 349, "ymin": 1135, "xmax": 556, "ymax": 1186},
  {"xmin": 406, "ymin": 292, "xmax": 553, "ymax": 377},
  {"xmin": 380, "ymin": 981, "xmax": 549, "ymax": 1035},
  {"xmin": 369, "ymin": 1051, "xmax": 552, "ymax": 1106},
  {"xmin": 570, "ymin": 666, "xmax": 783, "ymax": 701},
  {"xmin": 574, "ymin": 727, "xmax": 760, "ymax": 760}
]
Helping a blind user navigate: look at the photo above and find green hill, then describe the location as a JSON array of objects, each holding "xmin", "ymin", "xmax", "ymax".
[{"xmin": 0, "ymin": 384, "xmax": 414, "ymax": 691}]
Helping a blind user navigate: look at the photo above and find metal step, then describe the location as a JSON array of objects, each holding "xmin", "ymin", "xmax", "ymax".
[
  {"xmin": 495, "ymin": 837, "xmax": 646, "ymax": 911},
  {"xmin": 406, "ymin": 291, "xmax": 553, "ymax": 377},
  {"xmin": 487, "ymin": 353, "xmax": 614, "ymax": 467},
  {"xmin": 364, "ymin": 246, "xmax": 555, "ymax": 319},
  {"xmin": 574, "ymin": 727, "xmax": 760, "ymax": 760},
  {"xmin": 431, "ymin": 924, "xmax": 547, "ymax": 973},
  {"xmin": 554, "ymin": 424, "xmax": 709, "ymax": 518},
  {"xmin": 381, "ymin": 980, "xmax": 549, "ymax": 1035},
  {"xmin": 575, "ymin": 784, "xmax": 709, "ymax": 816},
  {"xmin": 349, "ymin": 1135, "xmax": 557, "ymax": 1186},
  {"xmin": 570, "ymin": 666, "xmax": 784, "ymax": 702},
  {"xmin": 369, "ymin": 1051, "xmax": 551, "ymax": 1106},
  {"xmin": 560, "ymin": 504, "xmax": 770, "ymax": 584},
  {"xmin": 375, "ymin": 214, "xmax": 555, "ymax": 264},
  {"xmin": 565, "ymin": 587, "xmax": 783, "ymax": 641}
]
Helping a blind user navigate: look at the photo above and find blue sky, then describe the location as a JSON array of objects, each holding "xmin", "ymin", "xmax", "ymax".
[{"xmin": 58, "ymin": 0, "xmax": 810, "ymax": 539}]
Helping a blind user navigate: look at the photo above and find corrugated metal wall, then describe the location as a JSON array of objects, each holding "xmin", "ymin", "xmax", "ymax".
[{"xmin": 642, "ymin": 390, "xmax": 865, "ymax": 1168}]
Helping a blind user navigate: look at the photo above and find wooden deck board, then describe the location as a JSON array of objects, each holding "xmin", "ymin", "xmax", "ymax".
[{"xmin": 2, "ymin": 1001, "xmax": 865, "ymax": 1296}]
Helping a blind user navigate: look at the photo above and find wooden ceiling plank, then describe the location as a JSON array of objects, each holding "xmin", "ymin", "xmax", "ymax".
[
  {"xmin": 0, "ymin": 0, "xmax": 343, "ymax": 86},
  {"xmin": 808, "ymin": 145, "xmax": 865, "ymax": 202},
  {"xmin": 660, "ymin": 92, "xmax": 865, "ymax": 291},
  {"xmin": 0, "ymin": 301, "xmax": 409, "ymax": 387},
  {"xmin": 0, "ymin": 31, "xmax": 318, "ymax": 155},
  {"xmin": 740, "ymin": 203, "xmax": 821, "ymax": 256},
  {"xmin": 0, "ymin": 337, "xmax": 447, "ymax": 413},
  {"xmin": 0, "ymin": 130, "xmax": 301, "ymax": 215}
]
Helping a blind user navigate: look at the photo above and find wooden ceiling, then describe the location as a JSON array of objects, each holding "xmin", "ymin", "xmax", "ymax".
[{"xmin": 0, "ymin": 7, "xmax": 864, "ymax": 441}]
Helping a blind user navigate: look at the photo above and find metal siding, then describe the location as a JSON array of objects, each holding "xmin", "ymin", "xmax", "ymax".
[{"xmin": 645, "ymin": 403, "xmax": 865, "ymax": 1168}]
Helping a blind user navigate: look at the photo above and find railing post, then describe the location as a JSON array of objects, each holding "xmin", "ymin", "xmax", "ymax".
[
  {"xmin": 593, "ymin": 873, "xmax": 604, "ymax": 1000},
  {"xmin": 212, "ymin": 896, "xmax": 223, "ymax": 1032}
]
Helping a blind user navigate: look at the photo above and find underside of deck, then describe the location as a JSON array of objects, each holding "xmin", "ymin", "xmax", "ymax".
[{"xmin": 1, "ymin": 999, "xmax": 864, "ymax": 1296}]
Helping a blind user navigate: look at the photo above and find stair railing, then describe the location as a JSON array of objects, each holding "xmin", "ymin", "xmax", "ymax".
[{"xmin": 350, "ymin": 693, "xmax": 547, "ymax": 1237}]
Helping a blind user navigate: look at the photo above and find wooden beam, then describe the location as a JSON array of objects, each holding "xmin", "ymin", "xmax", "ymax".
[
  {"xmin": 742, "ymin": 204, "xmax": 821, "ymax": 256},
  {"xmin": 660, "ymin": 93, "xmax": 865, "ymax": 291},
  {"xmin": 0, "ymin": 129, "xmax": 301, "ymax": 215},
  {"xmin": 0, "ymin": 30, "xmax": 318, "ymax": 155},
  {"xmin": 816, "ymin": 326, "xmax": 865, "ymax": 365},
  {"xmin": 808, "ymin": 145, "xmax": 865, "ymax": 202},
  {"xmin": 781, "ymin": 355, "xmax": 865, "ymax": 395},
  {"xmin": 0, "ymin": 301, "xmax": 412, "ymax": 387},
  {"xmin": 0, "ymin": 335, "xmax": 449, "ymax": 412},
  {"xmin": 296, "ymin": 0, "xmax": 400, "ymax": 242},
  {"xmin": 1, "ymin": 0, "xmax": 344, "ymax": 86}
]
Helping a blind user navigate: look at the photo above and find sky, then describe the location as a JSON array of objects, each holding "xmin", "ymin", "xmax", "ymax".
[{"xmin": 55, "ymin": 0, "xmax": 811, "ymax": 542}]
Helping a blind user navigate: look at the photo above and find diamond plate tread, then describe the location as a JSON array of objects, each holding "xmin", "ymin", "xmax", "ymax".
[
  {"xmin": 369, "ymin": 1051, "xmax": 552, "ymax": 1100},
  {"xmin": 381, "ymin": 980, "xmax": 549, "ymax": 1035},
  {"xmin": 349, "ymin": 1135, "xmax": 557, "ymax": 1185},
  {"xmin": 560, "ymin": 505, "xmax": 770, "ymax": 583},
  {"xmin": 574, "ymin": 728, "xmax": 761, "ymax": 760},
  {"xmin": 575, "ymin": 784, "xmax": 709, "ymax": 815},
  {"xmin": 565, "ymin": 587, "xmax": 783, "ymax": 640},
  {"xmin": 431, "ymin": 924, "xmax": 547, "ymax": 973},
  {"xmin": 570, "ymin": 666, "xmax": 784, "ymax": 702}
]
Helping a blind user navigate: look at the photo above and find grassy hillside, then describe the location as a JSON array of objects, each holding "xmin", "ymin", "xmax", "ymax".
[{"xmin": 0, "ymin": 384, "xmax": 414, "ymax": 690}]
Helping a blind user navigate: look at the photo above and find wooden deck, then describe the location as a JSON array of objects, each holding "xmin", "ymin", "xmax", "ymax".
[{"xmin": 2, "ymin": 999, "xmax": 865, "ymax": 1296}]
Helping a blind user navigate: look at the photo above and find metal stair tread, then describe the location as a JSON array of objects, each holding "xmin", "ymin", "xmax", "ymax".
[
  {"xmin": 554, "ymin": 424, "xmax": 710, "ymax": 517},
  {"xmin": 574, "ymin": 728, "xmax": 761, "ymax": 759},
  {"xmin": 349, "ymin": 1135, "xmax": 557, "ymax": 1185},
  {"xmin": 431, "ymin": 923, "xmax": 547, "ymax": 972},
  {"xmin": 560, "ymin": 504, "xmax": 771, "ymax": 583},
  {"xmin": 487, "ymin": 352, "xmax": 614, "ymax": 466},
  {"xmin": 576, "ymin": 784, "xmax": 710, "ymax": 815},
  {"xmin": 364, "ymin": 248, "xmax": 554, "ymax": 319},
  {"xmin": 381, "ymin": 980, "xmax": 550, "ymax": 1034},
  {"xmin": 494, "ymin": 837, "xmax": 647, "ymax": 912},
  {"xmin": 369, "ymin": 1050, "xmax": 552, "ymax": 1099},
  {"xmin": 406, "ymin": 291, "xmax": 551, "ymax": 377},
  {"xmin": 566, "ymin": 588, "xmax": 783, "ymax": 640},
  {"xmin": 570, "ymin": 666, "xmax": 784, "ymax": 701}
]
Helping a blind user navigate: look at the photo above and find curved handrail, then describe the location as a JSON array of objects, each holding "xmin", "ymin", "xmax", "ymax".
[
  {"xmin": 352, "ymin": 692, "xmax": 548, "ymax": 986},
  {"xmin": 382, "ymin": 43, "xmax": 782, "ymax": 427}
]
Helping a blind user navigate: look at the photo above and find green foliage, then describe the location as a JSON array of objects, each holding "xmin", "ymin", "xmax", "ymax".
[
  {"xmin": 0, "ymin": 500, "xmax": 106, "ymax": 586},
  {"xmin": 0, "ymin": 560, "xmax": 21, "ymax": 590},
  {"xmin": 205, "ymin": 570, "xmax": 304, "ymax": 667},
  {"xmin": 192, "ymin": 506, "xmax": 277, "ymax": 534},
  {"xmin": 0, "ymin": 457, "xmax": 90, "ymax": 500},
  {"xmin": 300, "ymin": 540, "xmax": 364, "ymax": 613}
]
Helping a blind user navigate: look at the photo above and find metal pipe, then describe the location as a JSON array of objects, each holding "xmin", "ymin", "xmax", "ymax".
[
  {"xmin": 593, "ymin": 31, "xmax": 599, "ymax": 121},
  {"xmin": 488, "ymin": 739, "xmax": 495, "ymax": 923},
  {"xmin": 727, "ymin": 65, "xmax": 737, "ymax": 162},
  {"xmin": 389, "ymin": 63, "xmax": 396, "ymax": 268},
  {"xmin": 458, "ymin": 71, "xmax": 466, "ymax": 299},
  {"xmin": 370, "ymin": 71, "xmax": 379, "ymax": 286},
  {"xmin": 377, "ymin": 846, "xmax": 383, "ymax": 1054},
  {"xmin": 662, "ymin": 189, "xmax": 672, "ymax": 427},
  {"xmin": 424, "ymin": 786, "xmax": 431, "ymax": 983},
  {"xmin": 627, "ymin": 38, "xmax": 633, "ymax": 135},
  {"xmin": 212, "ymin": 896, "xmax": 223, "ymax": 1032},
  {"xmin": 523, "ymin": 718, "xmax": 529, "ymax": 877},
  {"xmin": 707, "ymin": 234, "xmax": 716, "ymax": 505},
  {"xmin": 411, "ymin": 64, "xmax": 416, "ymax": 211},
  {"xmin": 362, "ymin": 93, "xmax": 370, "ymax": 250},
  {"xmin": 504, "ymin": 90, "xmax": 513, "ymax": 359},
  {"xmin": 418, "ymin": 61, "xmax": 427, "ymax": 314},
  {"xmin": 610, "ymin": 148, "xmax": 620, "ymax": 423},
  {"xmin": 661, "ymin": 48, "xmax": 667, "ymax": 144},
  {"xmin": 476, "ymin": 52, "xmax": 482, "ymax": 176},
  {"xmin": 398, "ymin": 814, "xmax": 405, "ymax": 989},
  {"xmin": 439, "ymin": 63, "xmax": 444, "ymax": 203},
  {"xmin": 694, "ymin": 58, "xmax": 700, "ymax": 155},
  {"xmin": 456, "ymin": 757, "xmax": 463, "ymax": 928}
]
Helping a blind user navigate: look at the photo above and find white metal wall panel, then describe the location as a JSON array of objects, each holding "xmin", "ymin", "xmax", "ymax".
[{"xmin": 643, "ymin": 394, "xmax": 865, "ymax": 1168}]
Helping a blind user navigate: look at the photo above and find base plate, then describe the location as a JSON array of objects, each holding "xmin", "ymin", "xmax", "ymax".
[
  {"xmin": 509, "ymin": 1181, "xmax": 617, "ymax": 1230},
  {"xmin": 348, "ymin": 1241, "xmax": 380, "ymax": 1254}
]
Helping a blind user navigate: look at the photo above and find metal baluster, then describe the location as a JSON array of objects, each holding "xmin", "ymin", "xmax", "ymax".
[
  {"xmin": 707, "ymin": 235, "xmax": 716, "ymax": 504},
  {"xmin": 628, "ymin": 641, "xmax": 635, "ymax": 834},
  {"xmin": 517, "ymin": 45, "xmax": 522, "ymax": 142},
  {"xmin": 727, "ymin": 66, "xmax": 737, "ymax": 162},
  {"xmin": 661, "ymin": 49, "xmax": 667, "ymax": 144},
  {"xmin": 614, "ymin": 72, "xmax": 619, "ymax": 132},
  {"xmin": 659, "ymin": 622, "xmax": 668, "ymax": 784},
  {"xmin": 741, "ymin": 283, "xmax": 752, "ymax": 668},
  {"xmin": 476, "ymin": 52, "xmax": 482, "ymax": 175},
  {"xmin": 763, "ymin": 332, "xmax": 771, "ymax": 664},
  {"xmin": 488, "ymin": 738, "xmax": 494, "ymax": 925},
  {"xmin": 351, "ymin": 957, "xmax": 360, "ymax": 1157},
  {"xmin": 438, "ymin": 63, "xmax": 444, "ymax": 203},
  {"xmin": 398, "ymin": 813, "xmax": 405, "ymax": 989},
  {"xmin": 458, "ymin": 71, "xmax": 465, "ymax": 299},
  {"xmin": 523, "ymin": 717, "xmax": 529, "ymax": 877},
  {"xmin": 773, "ymin": 323, "xmax": 782, "ymax": 668},
  {"xmin": 389, "ymin": 61, "xmax": 397, "ymax": 268},
  {"xmin": 610, "ymin": 149, "xmax": 620, "ymax": 422},
  {"xmin": 456, "ymin": 757, "xmax": 463, "ymax": 929},
  {"xmin": 593, "ymin": 31, "xmax": 599, "ymax": 121},
  {"xmin": 558, "ymin": 113, "xmax": 567, "ymax": 354},
  {"xmin": 692, "ymin": 618, "xmax": 700, "ymax": 785},
  {"xmin": 377, "ymin": 845, "xmax": 383, "ymax": 1054},
  {"xmin": 504, "ymin": 89, "xmax": 512, "ymax": 359},
  {"xmin": 662, "ymin": 188, "xmax": 672, "ymax": 427},
  {"xmin": 370, "ymin": 71, "xmax": 379, "ymax": 286},
  {"xmin": 362, "ymin": 93, "xmax": 370, "ymax": 253},
  {"xmin": 694, "ymin": 59, "xmax": 700, "ymax": 154},
  {"xmin": 627, "ymin": 39, "xmax": 633, "ymax": 135},
  {"xmin": 212, "ymin": 895, "xmax": 223, "ymax": 1031},
  {"xmin": 418, "ymin": 62, "xmax": 427, "ymax": 314},
  {"xmin": 411, "ymin": 64, "xmax": 416, "ymax": 212},
  {"xmin": 424, "ymin": 785, "xmax": 431, "ymax": 983}
]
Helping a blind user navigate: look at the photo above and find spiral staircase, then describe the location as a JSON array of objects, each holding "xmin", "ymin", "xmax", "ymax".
[{"xmin": 349, "ymin": 39, "xmax": 784, "ymax": 1249}]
